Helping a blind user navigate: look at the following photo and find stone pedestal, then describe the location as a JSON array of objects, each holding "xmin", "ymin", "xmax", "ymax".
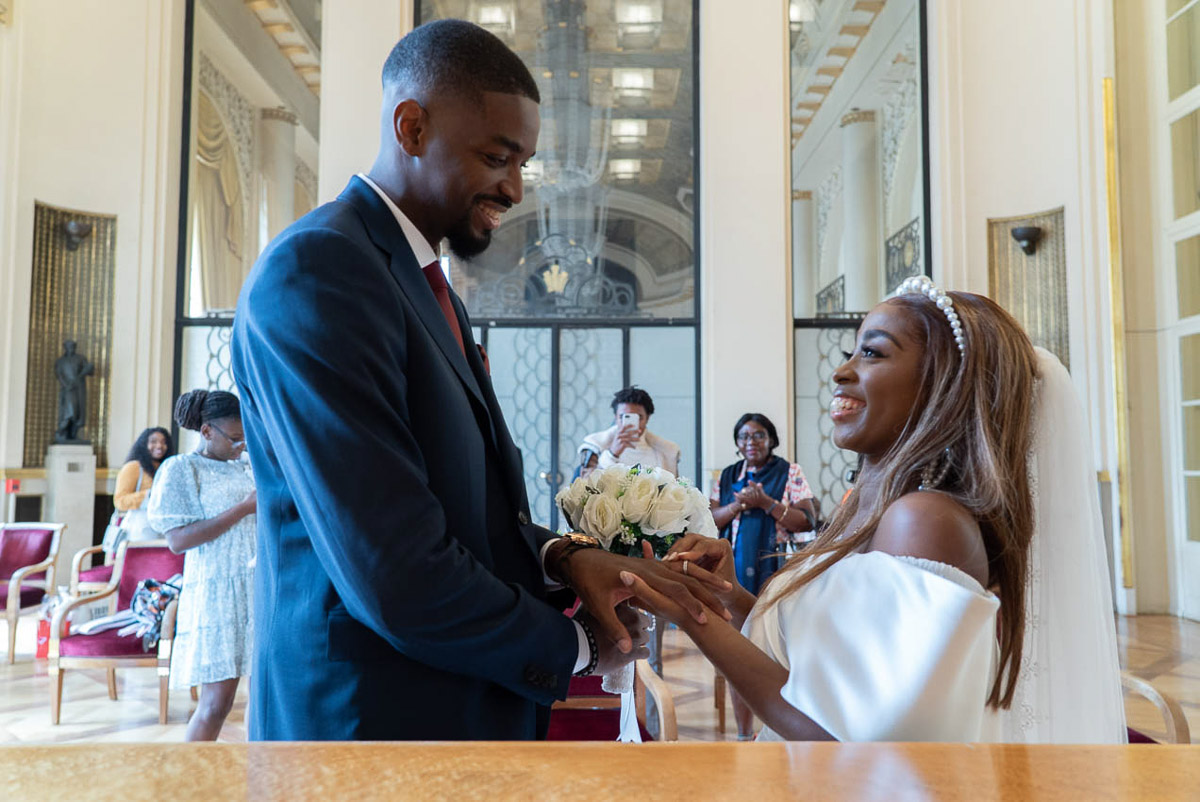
[{"xmin": 45, "ymin": 445, "xmax": 96, "ymax": 584}]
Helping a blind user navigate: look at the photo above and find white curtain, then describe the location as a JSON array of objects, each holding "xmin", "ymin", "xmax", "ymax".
[{"xmin": 192, "ymin": 91, "xmax": 246, "ymax": 312}]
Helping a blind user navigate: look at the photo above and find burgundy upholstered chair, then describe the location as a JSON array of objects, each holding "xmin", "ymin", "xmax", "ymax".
[
  {"xmin": 49, "ymin": 539, "xmax": 184, "ymax": 724},
  {"xmin": 1122, "ymin": 672, "xmax": 1191, "ymax": 744},
  {"xmin": 547, "ymin": 660, "xmax": 677, "ymax": 741},
  {"xmin": 70, "ymin": 544, "xmax": 115, "ymax": 597},
  {"xmin": 1, "ymin": 522, "xmax": 64, "ymax": 664}
]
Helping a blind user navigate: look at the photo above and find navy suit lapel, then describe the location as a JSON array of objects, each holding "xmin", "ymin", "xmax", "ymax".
[{"xmin": 339, "ymin": 177, "xmax": 487, "ymax": 412}]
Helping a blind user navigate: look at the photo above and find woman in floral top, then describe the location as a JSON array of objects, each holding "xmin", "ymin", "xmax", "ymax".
[
  {"xmin": 708, "ymin": 412, "xmax": 816, "ymax": 738},
  {"xmin": 148, "ymin": 389, "xmax": 255, "ymax": 742}
]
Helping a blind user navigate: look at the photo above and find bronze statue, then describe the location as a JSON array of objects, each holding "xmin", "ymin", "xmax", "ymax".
[{"xmin": 54, "ymin": 340, "xmax": 94, "ymax": 444}]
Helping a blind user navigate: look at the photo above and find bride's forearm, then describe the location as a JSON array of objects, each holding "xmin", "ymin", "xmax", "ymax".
[
  {"xmin": 685, "ymin": 615, "xmax": 835, "ymax": 741},
  {"xmin": 728, "ymin": 585, "xmax": 758, "ymax": 630}
]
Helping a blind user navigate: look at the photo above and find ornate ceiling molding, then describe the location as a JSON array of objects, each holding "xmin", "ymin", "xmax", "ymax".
[
  {"xmin": 839, "ymin": 109, "xmax": 876, "ymax": 127},
  {"xmin": 243, "ymin": 0, "xmax": 320, "ymax": 96}
]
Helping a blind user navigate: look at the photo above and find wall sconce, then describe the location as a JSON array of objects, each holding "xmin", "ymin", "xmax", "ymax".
[
  {"xmin": 63, "ymin": 220, "xmax": 93, "ymax": 251},
  {"xmin": 1011, "ymin": 225, "xmax": 1042, "ymax": 256}
]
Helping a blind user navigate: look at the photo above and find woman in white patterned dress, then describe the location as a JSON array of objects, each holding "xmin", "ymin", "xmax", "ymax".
[
  {"xmin": 622, "ymin": 286, "xmax": 1125, "ymax": 743},
  {"xmin": 148, "ymin": 389, "xmax": 256, "ymax": 742}
]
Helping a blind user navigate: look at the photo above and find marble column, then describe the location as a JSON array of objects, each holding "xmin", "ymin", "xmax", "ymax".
[
  {"xmin": 839, "ymin": 110, "xmax": 881, "ymax": 313},
  {"xmin": 259, "ymin": 107, "xmax": 298, "ymax": 246},
  {"xmin": 792, "ymin": 190, "xmax": 815, "ymax": 318}
]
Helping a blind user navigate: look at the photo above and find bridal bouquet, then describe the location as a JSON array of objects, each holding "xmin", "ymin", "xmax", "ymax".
[
  {"xmin": 556, "ymin": 464, "xmax": 717, "ymax": 742},
  {"xmin": 555, "ymin": 464, "xmax": 718, "ymax": 556}
]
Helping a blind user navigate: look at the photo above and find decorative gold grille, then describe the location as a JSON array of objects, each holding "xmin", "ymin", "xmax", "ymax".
[
  {"xmin": 22, "ymin": 202, "xmax": 116, "ymax": 468},
  {"xmin": 988, "ymin": 206, "xmax": 1070, "ymax": 370}
]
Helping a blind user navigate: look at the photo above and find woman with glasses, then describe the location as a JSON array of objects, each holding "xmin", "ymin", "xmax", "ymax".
[
  {"xmin": 708, "ymin": 413, "xmax": 816, "ymax": 739},
  {"xmin": 709, "ymin": 413, "xmax": 816, "ymax": 596},
  {"xmin": 148, "ymin": 389, "xmax": 256, "ymax": 741}
]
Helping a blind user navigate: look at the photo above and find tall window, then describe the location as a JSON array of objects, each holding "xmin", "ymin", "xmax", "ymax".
[
  {"xmin": 1165, "ymin": 0, "xmax": 1200, "ymax": 617},
  {"xmin": 419, "ymin": 1, "xmax": 701, "ymax": 529}
]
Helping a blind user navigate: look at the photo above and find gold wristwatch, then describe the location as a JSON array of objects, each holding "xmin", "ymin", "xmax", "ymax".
[{"xmin": 549, "ymin": 532, "xmax": 602, "ymax": 585}]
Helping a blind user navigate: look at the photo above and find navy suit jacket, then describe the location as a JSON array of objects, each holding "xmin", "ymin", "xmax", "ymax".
[{"xmin": 231, "ymin": 176, "xmax": 577, "ymax": 740}]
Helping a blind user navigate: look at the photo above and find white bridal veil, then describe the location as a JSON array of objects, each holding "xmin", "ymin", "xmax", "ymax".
[{"xmin": 986, "ymin": 347, "xmax": 1127, "ymax": 743}]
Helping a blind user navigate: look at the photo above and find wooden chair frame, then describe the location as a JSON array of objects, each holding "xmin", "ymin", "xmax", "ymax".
[
  {"xmin": 1122, "ymin": 671, "xmax": 1192, "ymax": 744},
  {"xmin": 69, "ymin": 544, "xmax": 116, "ymax": 597},
  {"xmin": 48, "ymin": 539, "xmax": 179, "ymax": 725},
  {"xmin": 551, "ymin": 659, "xmax": 678, "ymax": 742},
  {"xmin": 4, "ymin": 522, "xmax": 64, "ymax": 664}
]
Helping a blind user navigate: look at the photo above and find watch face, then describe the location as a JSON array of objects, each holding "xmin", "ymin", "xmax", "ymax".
[{"xmin": 567, "ymin": 533, "xmax": 601, "ymax": 547}]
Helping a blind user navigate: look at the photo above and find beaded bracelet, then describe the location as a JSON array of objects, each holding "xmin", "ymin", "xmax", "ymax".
[{"xmin": 574, "ymin": 616, "xmax": 599, "ymax": 677}]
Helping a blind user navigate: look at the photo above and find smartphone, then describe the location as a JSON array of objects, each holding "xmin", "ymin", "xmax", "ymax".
[{"xmin": 620, "ymin": 412, "xmax": 639, "ymax": 430}]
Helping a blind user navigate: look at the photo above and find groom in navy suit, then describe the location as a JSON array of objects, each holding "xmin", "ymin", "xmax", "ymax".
[{"xmin": 231, "ymin": 20, "xmax": 725, "ymax": 740}]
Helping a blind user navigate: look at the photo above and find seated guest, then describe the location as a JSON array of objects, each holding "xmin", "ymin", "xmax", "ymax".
[
  {"xmin": 149, "ymin": 389, "xmax": 256, "ymax": 742},
  {"xmin": 579, "ymin": 386, "xmax": 681, "ymax": 476},
  {"xmin": 708, "ymin": 412, "xmax": 815, "ymax": 739},
  {"xmin": 624, "ymin": 284, "xmax": 1126, "ymax": 743},
  {"xmin": 104, "ymin": 426, "xmax": 175, "ymax": 553}
]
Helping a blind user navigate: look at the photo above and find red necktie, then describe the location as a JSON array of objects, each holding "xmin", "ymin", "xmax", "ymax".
[{"xmin": 421, "ymin": 262, "xmax": 465, "ymax": 357}]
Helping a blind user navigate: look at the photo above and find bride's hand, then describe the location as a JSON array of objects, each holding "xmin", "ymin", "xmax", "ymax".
[
  {"xmin": 620, "ymin": 570, "xmax": 723, "ymax": 632},
  {"xmin": 657, "ymin": 535, "xmax": 739, "ymax": 600}
]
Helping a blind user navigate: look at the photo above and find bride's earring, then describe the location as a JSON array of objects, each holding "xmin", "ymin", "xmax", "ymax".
[{"xmin": 919, "ymin": 448, "xmax": 952, "ymax": 491}]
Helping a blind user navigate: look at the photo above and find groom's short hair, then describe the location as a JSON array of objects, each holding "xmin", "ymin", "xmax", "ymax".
[{"xmin": 382, "ymin": 19, "xmax": 540, "ymax": 104}]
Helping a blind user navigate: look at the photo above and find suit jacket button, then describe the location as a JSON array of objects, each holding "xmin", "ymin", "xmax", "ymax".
[{"xmin": 517, "ymin": 511, "xmax": 530, "ymax": 526}]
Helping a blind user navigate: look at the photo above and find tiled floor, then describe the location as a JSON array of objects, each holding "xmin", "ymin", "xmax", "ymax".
[{"xmin": 0, "ymin": 614, "xmax": 1195, "ymax": 744}]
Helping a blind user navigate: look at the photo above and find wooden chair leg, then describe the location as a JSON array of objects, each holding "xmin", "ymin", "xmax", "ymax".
[
  {"xmin": 6, "ymin": 611, "xmax": 16, "ymax": 664},
  {"xmin": 190, "ymin": 685, "xmax": 199, "ymax": 702},
  {"xmin": 714, "ymin": 672, "xmax": 726, "ymax": 734},
  {"xmin": 159, "ymin": 675, "xmax": 169, "ymax": 724},
  {"xmin": 51, "ymin": 667, "xmax": 64, "ymax": 724},
  {"xmin": 107, "ymin": 667, "xmax": 118, "ymax": 700}
]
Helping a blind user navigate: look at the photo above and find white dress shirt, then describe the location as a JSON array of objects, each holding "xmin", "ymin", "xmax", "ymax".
[{"xmin": 358, "ymin": 173, "xmax": 591, "ymax": 674}]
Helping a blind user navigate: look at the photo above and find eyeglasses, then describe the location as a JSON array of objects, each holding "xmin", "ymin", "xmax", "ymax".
[
  {"xmin": 737, "ymin": 432, "xmax": 770, "ymax": 445},
  {"xmin": 209, "ymin": 423, "xmax": 246, "ymax": 449}
]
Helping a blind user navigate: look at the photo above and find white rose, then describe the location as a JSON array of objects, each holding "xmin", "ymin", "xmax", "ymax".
[
  {"xmin": 684, "ymin": 487, "xmax": 718, "ymax": 537},
  {"xmin": 592, "ymin": 464, "xmax": 632, "ymax": 497},
  {"xmin": 556, "ymin": 479, "xmax": 590, "ymax": 529},
  {"xmin": 580, "ymin": 492, "xmax": 623, "ymax": 549},
  {"xmin": 621, "ymin": 472, "xmax": 660, "ymax": 525},
  {"xmin": 645, "ymin": 483, "xmax": 689, "ymax": 536},
  {"xmin": 644, "ymin": 466, "xmax": 675, "ymax": 485}
]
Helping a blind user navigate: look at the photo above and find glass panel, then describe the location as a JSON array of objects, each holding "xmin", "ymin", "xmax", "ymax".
[
  {"xmin": 182, "ymin": 8, "xmax": 321, "ymax": 320},
  {"xmin": 791, "ymin": 0, "xmax": 926, "ymax": 317},
  {"xmin": 794, "ymin": 327, "xmax": 859, "ymax": 518},
  {"xmin": 422, "ymin": 1, "xmax": 697, "ymax": 320},
  {"xmin": 1170, "ymin": 108, "xmax": 1200, "ymax": 220},
  {"xmin": 629, "ymin": 327, "xmax": 696, "ymax": 482},
  {"xmin": 1184, "ymin": 333, "xmax": 1200, "ymax": 400},
  {"xmin": 1177, "ymin": 234, "xmax": 1200, "ymax": 319},
  {"xmin": 1184, "ymin": 405, "xmax": 1200, "ymax": 471},
  {"xmin": 557, "ymin": 329, "xmax": 624, "ymax": 494},
  {"xmin": 487, "ymin": 328, "xmax": 553, "ymax": 526},
  {"xmin": 178, "ymin": 325, "xmax": 238, "ymax": 453},
  {"xmin": 1168, "ymin": 2, "xmax": 1200, "ymax": 100},
  {"xmin": 1188, "ymin": 476, "xmax": 1200, "ymax": 543}
]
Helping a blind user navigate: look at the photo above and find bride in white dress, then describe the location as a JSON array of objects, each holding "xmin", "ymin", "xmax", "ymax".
[{"xmin": 622, "ymin": 281, "xmax": 1126, "ymax": 743}]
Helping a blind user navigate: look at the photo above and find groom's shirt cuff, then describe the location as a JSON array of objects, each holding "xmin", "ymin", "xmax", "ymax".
[{"xmin": 540, "ymin": 538, "xmax": 592, "ymax": 673}]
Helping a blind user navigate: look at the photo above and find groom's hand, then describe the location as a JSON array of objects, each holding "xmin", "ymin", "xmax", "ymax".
[
  {"xmin": 576, "ymin": 603, "xmax": 650, "ymax": 675},
  {"xmin": 551, "ymin": 545, "xmax": 732, "ymax": 654}
]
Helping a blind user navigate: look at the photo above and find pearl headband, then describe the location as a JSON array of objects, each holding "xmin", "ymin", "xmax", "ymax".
[{"xmin": 894, "ymin": 275, "xmax": 966, "ymax": 355}]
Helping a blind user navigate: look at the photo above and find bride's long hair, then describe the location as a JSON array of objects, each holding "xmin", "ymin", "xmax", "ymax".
[{"xmin": 764, "ymin": 292, "xmax": 1039, "ymax": 710}]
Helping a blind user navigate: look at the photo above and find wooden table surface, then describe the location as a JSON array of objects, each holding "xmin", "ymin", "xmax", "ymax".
[{"xmin": 2, "ymin": 741, "xmax": 1197, "ymax": 800}]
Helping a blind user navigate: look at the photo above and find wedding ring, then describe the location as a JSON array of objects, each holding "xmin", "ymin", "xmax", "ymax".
[{"xmin": 683, "ymin": 560, "xmax": 689, "ymax": 576}]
